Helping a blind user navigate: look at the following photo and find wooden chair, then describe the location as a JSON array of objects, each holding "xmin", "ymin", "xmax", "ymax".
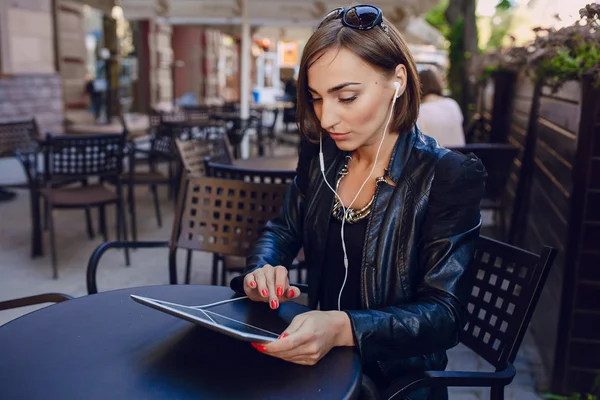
[
  {"xmin": 203, "ymin": 161, "xmax": 306, "ymax": 284},
  {"xmin": 86, "ymin": 176, "xmax": 289, "ymax": 293},
  {"xmin": 40, "ymin": 133, "xmax": 129, "ymax": 278},
  {"xmin": 380, "ymin": 236, "xmax": 556, "ymax": 400},
  {"xmin": 448, "ymin": 144, "xmax": 520, "ymax": 240},
  {"xmin": 175, "ymin": 137, "xmax": 233, "ymax": 178}
]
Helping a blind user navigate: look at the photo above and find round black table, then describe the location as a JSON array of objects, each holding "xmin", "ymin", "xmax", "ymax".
[{"xmin": 0, "ymin": 285, "xmax": 362, "ymax": 400}]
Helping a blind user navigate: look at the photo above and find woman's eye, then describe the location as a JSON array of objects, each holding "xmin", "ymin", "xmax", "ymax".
[
  {"xmin": 310, "ymin": 98, "xmax": 322, "ymax": 103},
  {"xmin": 339, "ymin": 95, "xmax": 357, "ymax": 103}
]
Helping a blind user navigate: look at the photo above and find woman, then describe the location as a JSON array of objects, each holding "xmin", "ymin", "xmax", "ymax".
[
  {"xmin": 416, "ymin": 69, "xmax": 466, "ymax": 146},
  {"xmin": 231, "ymin": 5, "xmax": 485, "ymax": 399}
]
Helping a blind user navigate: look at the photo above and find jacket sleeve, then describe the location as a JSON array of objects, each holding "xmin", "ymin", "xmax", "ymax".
[
  {"xmin": 230, "ymin": 139, "xmax": 316, "ymax": 294},
  {"xmin": 346, "ymin": 152, "xmax": 486, "ymax": 363}
]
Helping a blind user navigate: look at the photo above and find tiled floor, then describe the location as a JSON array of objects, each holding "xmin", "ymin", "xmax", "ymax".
[{"xmin": 0, "ymin": 147, "xmax": 548, "ymax": 399}]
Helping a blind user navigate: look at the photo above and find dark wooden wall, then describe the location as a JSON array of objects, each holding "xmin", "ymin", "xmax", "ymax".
[
  {"xmin": 552, "ymin": 79, "xmax": 600, "ymax": 394},
  {"xmin": 501, "ymin": 74, "xmax": 600, "ymax": 393},
  {"xmin": 521, "ymin": 81, "xmax": 580, "ymax": 378}
]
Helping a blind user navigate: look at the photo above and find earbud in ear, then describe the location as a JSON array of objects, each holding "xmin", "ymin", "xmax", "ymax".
[{"xmin": 393, "ymin": 81, "xmax": 402, "ymax": 98}]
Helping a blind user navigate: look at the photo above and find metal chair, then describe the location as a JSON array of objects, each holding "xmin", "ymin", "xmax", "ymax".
[
  {"xmin": 86, "ymin": 176, "xmax": 289, "ymax": 293},
  {"xmin": 122, "ymin": 122, "xmax": 179, "ymax": 242},
  {"xmin": 0, "ymin": 119, "xmax": 44, "ymax": 257},
  {"xmin": 381, "ymin": 236, "xmax": 556, "ymax": 400},
  {"xmin": 0, "ymin": 293, "xmax": 72, "ymax": 311},
  {"xmin": 175, "ymin": 137, "xmax": 233, "ymax": 178},
  {"xmin": 203, "ymin": 161, "xmax": 305, "ymax": 283},
  {"xmin": 448, "ymin": 144, "xmax": 519, "ymax": 240},
  {"xmin": 40, "ymin": 133, "xmax": 129, "ymax": 278}
]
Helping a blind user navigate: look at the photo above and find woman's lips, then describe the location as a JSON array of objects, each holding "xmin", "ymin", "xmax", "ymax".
[{"xmin": 328, "ymin": 132, "xmax": 350, "ymax": 140}]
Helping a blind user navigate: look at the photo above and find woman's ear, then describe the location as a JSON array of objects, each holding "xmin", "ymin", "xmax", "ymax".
[{"xmin": 394, "ymin": 64, "xmax": 407, "ymax": 96}]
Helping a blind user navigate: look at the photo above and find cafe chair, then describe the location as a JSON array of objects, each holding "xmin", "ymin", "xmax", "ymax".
[
  {"xmin": 40, "ymin": 133, "xmax": 130, "ymax": 279},
  {"xmin": 175, "ymin": 137, "xmax": 233, "ymax": 178},
  {"xmin": 86, "ymin": 176, "xmax": 289, "ymax": 294},
  {"xmin": 0, "ymin": 293, "xmax": 72, "ymax": 311},
  {"xmin": 376, "ymin": 236, "xmax": 556, "ymax": 400},
  {"xmin": 448, "ymin": 144, "xmax": 519, "ymax": 241},
  {"xmin": 203, "ymin": 161, "xmax": 307, "ymax": 283}
]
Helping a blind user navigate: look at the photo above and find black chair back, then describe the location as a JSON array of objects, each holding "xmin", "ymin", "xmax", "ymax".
[
  {"xmin": 448, "ymin": 143, "xmax": 519, "ymax": 201},
  {"xmin": 204, "ymin": 160, "xmax": 296, "ymax": 185},
  {"xmin": 0, "ymin": 119, "xmax": 39, "ymax": 157},
  {"xmin": 462, "ymin": 236, "xmax": 556, "ymax": 369},
  {"xmin": 43, "ymin": 133, "xmax": 125, "ymax": 182}
]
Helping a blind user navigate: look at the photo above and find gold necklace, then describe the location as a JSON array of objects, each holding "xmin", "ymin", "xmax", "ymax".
[{"xmin": 331, "ymin": 155, "xmax": 386, "ymax": 224}]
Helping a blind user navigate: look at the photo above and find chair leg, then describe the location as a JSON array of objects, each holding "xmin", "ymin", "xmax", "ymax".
[
  {"xmin": 211, "ymin": 254, "xmax": 219, "ymax": 286},
  {"xmin": 46, "ymin": 203, "xmax": 58, "ymax": 279},
  {"xmin": 185, "ymin": 250, "xmax": 193, "ymax": 284},
  {"xmin": 99, "ymin": 205, "xmax": 108, "ymax": 242},
  {"xmin": 151, "ymin": 184, "xmax": 162, "ymax": 228},
  {"xmin": 85, "ymin": 207, "xmax": 95, "ymax": 239},
  {"xmin": 220, "ymin": 259, "xmax": 227, "ymax": 286},
  {"xmin": 490, "ymin": 386, "xmax": 505, "ymax": 400},
  {"xmin": 30, "ymin": 189, "xmax": 43, "ymax": 257},
  {"xmin": 128, "ymin": 183, "xmax": 137, "ymax": 242},
  {"xmin": 116, "ymin": 201, "xmax": 130, "ymax": 266}
]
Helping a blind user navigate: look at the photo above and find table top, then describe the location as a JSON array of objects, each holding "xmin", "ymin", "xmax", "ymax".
[
  {"xmin": 233, "ymin": 155, "xmax": 298, "ymax": 171},
  {"xmin": 0, "ymin": 285, "xmax": 361, "ymax": 400}
]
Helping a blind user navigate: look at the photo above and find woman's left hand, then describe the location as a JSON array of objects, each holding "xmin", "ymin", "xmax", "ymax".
[{"xmin": 251, "ymin": 310, "xmax": 355, "ymax": 365}]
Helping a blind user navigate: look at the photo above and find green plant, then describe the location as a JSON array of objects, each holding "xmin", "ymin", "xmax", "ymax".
[{"xmin": 541, "ymin": 374, "xmax": 600, "ymax": 400}]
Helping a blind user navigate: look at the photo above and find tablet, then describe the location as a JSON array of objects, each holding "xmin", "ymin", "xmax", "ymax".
[{"xmin": 131, "ymin": 295, "xmax": 281, "ymax": 343}]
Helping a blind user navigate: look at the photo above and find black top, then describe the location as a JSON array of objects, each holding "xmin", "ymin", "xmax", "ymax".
[
  {"xmin": 319, "ymin": 216, "xmax": 368, "ymax": 311},
  {"xmin": 0, "ymin": 285, "xmax": 361, "ymax": 400}
]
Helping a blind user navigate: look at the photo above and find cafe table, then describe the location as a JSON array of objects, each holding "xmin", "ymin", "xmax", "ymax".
[
  {"xmin": 233, "ymin": 154, "xmax": 298, "ymax": 171},
  {"xmin": 0, "ymin": 285, "xmax": 362, "ymax": 400}
]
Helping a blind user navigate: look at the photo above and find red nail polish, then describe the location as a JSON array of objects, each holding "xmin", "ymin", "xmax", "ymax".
[
  {"xmin": 261, "ymin": 288, "xmax": 269, "ymax": 297},
  {"xmin": 251, "ymin": 342, "xmax": 267, "ymax": 352},
  {"xmin": 276, "ymin": 287, "xmax": 283, "ymax": 297},
  {"xmin": 279, "ymin": 333, "xmax": 288, "ymax": 339},
  {"xmin": 288, "ymin": 289, "xmax": 295, "ymax": 298},
  {"xmin": 249, "ymin": 281, "xmax": 256, "ymax": 288},
  {"xmin": 270, "ymin": 299, "xmax": 278, "ymax": 309}
]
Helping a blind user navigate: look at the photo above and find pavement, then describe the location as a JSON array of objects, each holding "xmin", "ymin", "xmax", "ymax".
[{"xmin": 0, "ymin": 143, "xmax": 548, "ymax": 399}]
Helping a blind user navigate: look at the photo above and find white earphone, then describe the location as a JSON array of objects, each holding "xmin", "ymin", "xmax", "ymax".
[{"xmin": 319, "ymin": 80, "xmax": 402, "ymax": 310}]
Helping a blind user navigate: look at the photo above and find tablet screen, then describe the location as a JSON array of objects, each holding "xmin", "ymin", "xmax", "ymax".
[{"xmin": 131, "ymin": 295, "xmax": 281, "ymax": 343}]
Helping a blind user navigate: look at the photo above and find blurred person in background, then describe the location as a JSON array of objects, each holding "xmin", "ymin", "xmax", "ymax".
[{"xmin": 416, "ymin": 69, "xmax": 465, "ymax": 146}]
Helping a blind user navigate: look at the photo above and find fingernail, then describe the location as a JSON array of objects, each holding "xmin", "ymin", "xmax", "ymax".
[
  {"xmin": 278, "ymin": 333, "xmax": 288, "ymax": 340},
  {"xmin": 288, "ymin": 289, "xmax": 295, "ymax": 298},
  {"xmin": 251, "ymin": 342, "xmax": 267, "ymax": 352},
  {"xmin": 261, "ymin": 288, "xmax": 269, "ymax": 297},
  {"xmin": 249, "ymin": 281, "xmax": 256, "ymax": 288},
  {"xmin": 270, "ymin": 299, "xmax": 278, "ymax": 309},
  {"xmin": 276, "ymin": 286, "xmax": 283, "ymax": 297}
]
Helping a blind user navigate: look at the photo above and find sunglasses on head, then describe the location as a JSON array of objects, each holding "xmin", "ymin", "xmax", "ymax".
[{"xmin": 315, "ymin": 4, "xmax": 387, "ymax": 33}]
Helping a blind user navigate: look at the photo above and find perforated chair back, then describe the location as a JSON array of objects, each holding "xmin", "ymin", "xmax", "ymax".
[
  {"xmin": 0, "ymin": 119, "xmax": 40, "ymax": 157},
  {"xmin": 204, "ymin": 160, "xmax": 296, "ymax": 185},
  {"xmin": 461, "ymin": 236, "xmax": 556, "ymax": 370},
  {"xmin": 175, "ymin": 137, "xmax": 233, "ymax": 177},
  {"xmin": 43, "ymin": 133, "xmax": 125, "ymax": 181},
  {"xmin": 172, "ymin": 176, "xmax": 288, "ymax": 258}
]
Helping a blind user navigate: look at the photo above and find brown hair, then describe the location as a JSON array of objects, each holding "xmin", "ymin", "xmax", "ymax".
[
  {"xmin": 296, "ymin": 15, "xmax": 421, "ymax": 142},
  {"xmin": 419, "ymin": 69, "xmax": 444, "ymax": 97}
]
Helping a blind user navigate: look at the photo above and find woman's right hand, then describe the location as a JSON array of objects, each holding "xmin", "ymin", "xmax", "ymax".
[{"xmin": 243, "ymin": 264, "xmax": 301, "ymax": 309}]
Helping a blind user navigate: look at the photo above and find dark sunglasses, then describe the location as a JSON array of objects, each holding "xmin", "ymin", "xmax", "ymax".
[{"xmin": 315, "ymin": 4, "xmax": 387, "ymax": 32}]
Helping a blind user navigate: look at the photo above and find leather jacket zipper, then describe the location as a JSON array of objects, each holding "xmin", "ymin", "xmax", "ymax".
[{"xmin": 362, "ymin": 181, "xmax": 385, "ymax": 309}]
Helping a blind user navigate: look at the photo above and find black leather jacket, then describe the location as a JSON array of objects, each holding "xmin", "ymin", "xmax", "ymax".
[{"xmin": 231, "ymin": 127, "xmax": 486, "ymax": 387}]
